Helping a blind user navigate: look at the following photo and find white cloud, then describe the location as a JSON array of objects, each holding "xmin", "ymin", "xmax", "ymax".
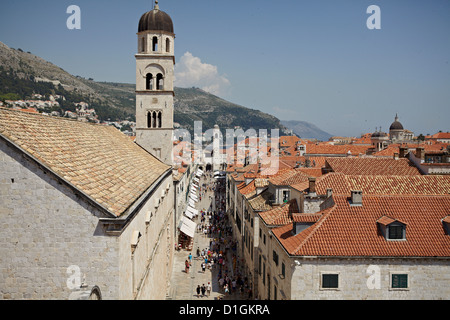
[{"xmin": 174, "ymin": 52, "xmax": 231, "ymax": 97}]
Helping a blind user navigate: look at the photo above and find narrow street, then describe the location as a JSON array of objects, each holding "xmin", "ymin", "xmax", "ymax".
[{"xmin": 167, "ymin": 170, "xmax": 251, "ymax": 300}]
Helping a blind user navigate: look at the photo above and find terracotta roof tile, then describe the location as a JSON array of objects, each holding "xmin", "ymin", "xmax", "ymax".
[
  {"xmin": 0, "ymin": 108, "xmax": 170, "ymax": 217},
  {"xmin": 305, "ymin": 144, "xmax": 371, "ymax": 156},
  {"xmin": 325, "ymin": 157, "xmax": 421, "ymax": 175},
  {"xmin": 273, "ymin": 195, "xmax": 450, "ymax": 257}
]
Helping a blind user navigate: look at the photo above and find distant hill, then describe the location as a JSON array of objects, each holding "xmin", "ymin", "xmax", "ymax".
[
  {"xmin": 173, "ymin": 87, "xmax": 290, "ymax": 135},
  {"xmin": 0, "ymin": 41, "xmax": 331, "ymax": 139},
  {"xmin": 281, "ymin": 120, "xmax": 333, "ymax": 141}
]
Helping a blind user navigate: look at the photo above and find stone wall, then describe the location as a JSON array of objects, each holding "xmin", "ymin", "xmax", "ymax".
[
  {"xmin": 289, "ymin": 258, "xmax": 450, "ymax": 300},
  {"xmin": 0, "ymin": 140, "xmax": 119, "ymax": 299},
  {"xmin": 0, "ymin": 139, "xmax": 175, "ymax": 300}
]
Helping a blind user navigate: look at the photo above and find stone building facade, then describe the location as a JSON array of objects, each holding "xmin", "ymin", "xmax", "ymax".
[{"xmin": 0, "ymin": 108, "xmax": 174, "ymax": 299}]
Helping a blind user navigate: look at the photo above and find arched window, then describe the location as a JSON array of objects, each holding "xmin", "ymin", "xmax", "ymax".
[
  {"xmin": 156, "ymin": 73, "xmax": 164, "ymax": 90},
  {"xmin": 147, "ymin": 111, "xmax": 152, "ymax": 128},
  {"xmin": 166, "ymin": 38, "xmax": 170, "ymax": 53},
  {"xmin": 157, "ymin": 111, "xmax": 162, "ymax": 128},
  {"xmin": 152, "ymin": 111, "xmax": 157, "ymax": 128},
  {"xmin": 146, "ymin": 73, "xmax": 153, "ymax": 90},
  {"xmin": 152, "ymin": 36, "xmax": 158, "ymax": 52}
]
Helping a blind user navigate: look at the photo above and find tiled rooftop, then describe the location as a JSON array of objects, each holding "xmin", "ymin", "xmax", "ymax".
[
  {"xmin": 292, "ymin": 173, "xmax": 450, "ymax": 196},
  {"xmin": 0, "ymin": 108, "xmax": 170, "ymax": 217},
  {"xmin": 325, "ymin": 157, "xmax": 421, "ymax": 175},
  {"xmin": 259, "ymin": 199, "xmax": 299, "ymax": 226},
  {"xmin": 273, "ymin": 194, "xmax": 450, "ymax": 257}
]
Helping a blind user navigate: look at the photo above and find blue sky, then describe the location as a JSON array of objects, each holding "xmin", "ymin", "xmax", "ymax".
[{"xmin": 0, "ymin": 0, "xmax": 449, "ymax": 137}]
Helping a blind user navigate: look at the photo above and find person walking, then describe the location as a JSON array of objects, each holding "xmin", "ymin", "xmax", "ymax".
[
  {"xmin": 207, "ymin": 282, "xmax": 211, "ymax": 297},
  {"xmin": 185, "ymin": 260, "xmax": 190, "ymax": 273},
  {"xmin": 201, "ymin": 284, "xmax": 206, "ymax": 297},
  {"xmin": 196, "ymin": 285, "xmax": 201, "ymax": 298}
]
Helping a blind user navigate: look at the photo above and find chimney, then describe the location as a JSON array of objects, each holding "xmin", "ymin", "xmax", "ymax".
[
  {"xmin": 399, "ymin": 147, "xmax": 408, "ymax": 158},
  {"xmin": 308, "ymin": 177, "xmax": 316, "ymax": 194},
  {"xmin": 393, "ymin": 152, "xmax": 399, "ymax": 160},
  {"xmin": 416, "ymin": 147, "xmax": 425, "ymax": 160},
  {"xmin": 326, "ymin": 188, "xmax": 333, "ymax": 198},
  {"xmin": 350, "ymin": 190, "xmax": 363, "ymax": 206}
]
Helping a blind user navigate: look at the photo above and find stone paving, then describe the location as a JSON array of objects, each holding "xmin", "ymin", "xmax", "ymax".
[{"xmin": 167, "ymin": 173, "xmax": 245, "ymax": 301}]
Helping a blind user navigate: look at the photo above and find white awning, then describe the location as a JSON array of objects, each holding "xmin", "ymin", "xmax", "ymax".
[
  {"xmin": 184, "ymin": 210, "xmax": 193, "ymax": 219},
  {"xmin": 186, "ymin": 206, "xmax": 198, "ymax": 216},
  {"xmin": 178, "ymin": 217, "xmax": 196, "ymax": 238}
]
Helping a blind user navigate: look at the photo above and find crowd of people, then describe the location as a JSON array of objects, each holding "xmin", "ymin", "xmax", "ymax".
[{"xmin": 184, "ymin": 170, "xmax": 253, "ymax": 300}]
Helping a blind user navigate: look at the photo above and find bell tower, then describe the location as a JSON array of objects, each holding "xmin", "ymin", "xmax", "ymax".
[{"xmin": 135, "ymin": 1, "xmax": 175, "ymax": 165}]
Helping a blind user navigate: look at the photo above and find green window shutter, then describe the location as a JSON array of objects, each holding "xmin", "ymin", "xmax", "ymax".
[
  {"xmin": 392, "ymin": 274, "xmax": 408, "ymax": 288},
  {"xmin": 322, "ymin": 274, "xmax": 339, "ymax": 289}
]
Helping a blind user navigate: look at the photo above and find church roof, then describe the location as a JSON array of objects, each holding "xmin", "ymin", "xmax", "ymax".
[
  {"xmin": 0, "ymin": 108, "xmax": 171, "ymax": 217},
  {"xmin": 138, "ymin": 1, "xmax": 174, "ymax": 34},
  {"xmin": 389, "ymin": 114, "xmax": 404, "ymax": 131}
]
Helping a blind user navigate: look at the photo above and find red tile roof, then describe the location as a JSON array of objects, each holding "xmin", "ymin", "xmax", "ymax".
[
  {"xmin": 292, "ymin": 173, "xmax": 450, "ymax": 196},
  {"xmin": 259, "ymin": 199, "xmax": 299, "ymax": 226},
  {"xmin": 273, "ymin": 194, "xmax": 450, "ymax": 257},
  {"xmin": 305, "ymin": 144, "xmax": 371, "ymax": 156},
  {"xmin": 325, "ymin": 157, "xmax": 421, "ymax": 176}
]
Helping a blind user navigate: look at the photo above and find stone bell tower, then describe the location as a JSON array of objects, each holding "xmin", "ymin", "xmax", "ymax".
[{"xmin": 135, "ymin": 1, "xmax": 174, "ymax": 165}]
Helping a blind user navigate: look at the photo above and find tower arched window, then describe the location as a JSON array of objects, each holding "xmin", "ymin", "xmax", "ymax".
[
  {"xmin": 152, "ymin": 36, "xmax": 158, "ymax": 52},
  {"xmin": 152, "ymin": 111, "xmax": 157, "ymax": 128},
  {"xmin": 146, "ymin": 73, "xmax": 153, "ymax": 90},
  {"xmin": 147, "ymin": 111, "xmax": 152, "ymax": 128},
  {"xmin": 158, "ymin": 111, "xmax": 162, "ymax": 128},
  {"xmin": 166, "ymin": 38, "xmax": 170, "ymax": 53},
  {"xmin": 156, "ymin": 73, "xmax": 164, "ymax": 90}
]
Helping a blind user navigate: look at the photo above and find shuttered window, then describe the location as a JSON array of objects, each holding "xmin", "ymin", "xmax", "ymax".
[
  {"xmin": 391, "ymin": 274, "xmax": 408, "ymax": 289},
  {"xmin": 321, "ymin": 274, "xmax": 339, "ymax": 289}
]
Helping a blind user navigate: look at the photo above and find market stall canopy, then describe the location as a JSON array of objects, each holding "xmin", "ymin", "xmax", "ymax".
[{"xmin": 178, "ymin": 216, "xmax": 196, "ymax": 238}]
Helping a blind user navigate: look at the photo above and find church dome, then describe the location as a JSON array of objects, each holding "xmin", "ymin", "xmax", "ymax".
[
  {"xmin": 389, "ymin": 114, "xmax": 404, "ymax": 131},
  {"xmin": 138, "ymin": 1, "xmax": 174, "ymax": 34},
  {"xmin": 371, "ymin": 130, "xmax": 388, "ymax": 139}
]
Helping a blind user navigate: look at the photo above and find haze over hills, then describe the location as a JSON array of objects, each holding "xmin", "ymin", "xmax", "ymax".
[
  {"xmin": 281, "ymin": 120, "xmax": 333, "ymax": 141},
  {"xmin": 0, "ymin": 41, "xmax": 332, "ymax": 140}
]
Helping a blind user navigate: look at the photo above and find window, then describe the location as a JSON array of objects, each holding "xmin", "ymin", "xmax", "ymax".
[
  {"xmin": 166, "ymin": 38, "xmax": 170, "ymax": 53},
  {"xmin": 388, "ymin": 223, "xmax": 405, "ymax": 240},
  {"xmin": 157, "ymin": 111, "xmax": 162, "ymax": 128},
  {"xmin": 156, "ymin": 73, "xmax": 164, "ymax": 90},
  {"xmin": 258, "ymin": 255, "xmax": 262, "ymax": 275},
  {"xmin": 321, "ymin": 273, "xmax": 339, "ymax": 289},
  {"xmin": 152, "ymin": 36, "xmax": 158, "ymax": 51},
  {"xmin": 146, "ymin": 73, "xmax": 153, "ymax": 90},
  {"xmin": 262, "ymin": 262, "xmax": 266, "ymax": 285},
  {"xmin": 272, "ymin": 250, "xmax": 279, "ymax": 266},
  {"xmin": 147, "ymin": 112, "xmax": 152, "ymax": 128},
  {"xmin": 141, "ymin": 37, "xmax": 146, "ymax": 53},
  {"xmin": 281, "ymin": 262, "xmax": 285, "ymax": 279},
  {"xmin": 282, "ymin": 190, "xmax": 290, "ymax": 203},
  {"xmin": 152, "ymin": 111, "xmax": 157, "ymax": 128},
  {"xmin": 391, "ymin": 273, "xmax": 408, "ymax": 289}
]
